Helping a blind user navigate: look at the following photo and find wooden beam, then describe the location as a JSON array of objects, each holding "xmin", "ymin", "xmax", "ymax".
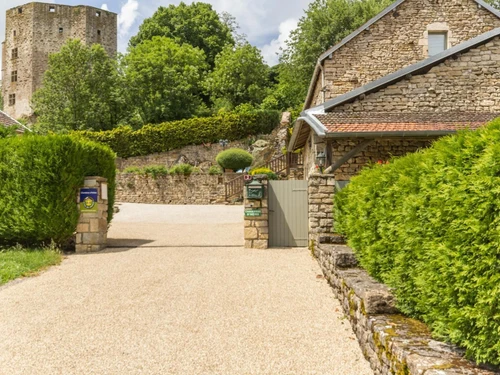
[{"xmin": 326, "ymin": 139, "xmax": 374, "ymax": 174}]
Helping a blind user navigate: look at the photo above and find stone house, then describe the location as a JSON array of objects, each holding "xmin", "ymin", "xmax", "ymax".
[{"xmin": 289, "ymin": 0, "xmax": 500, "ymax": 182}]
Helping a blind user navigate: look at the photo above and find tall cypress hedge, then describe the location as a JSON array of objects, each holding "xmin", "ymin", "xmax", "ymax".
[
  {"xmin": 0, "ymin": 135, "xmax": 115, "ymax": 246},
  {"xmin": 335, "ymin": 119, "xmax": 500, "ymax": 365},
  {"xmin": 74, "ymin": 110, "xmax": 280, "ymax": 158}
]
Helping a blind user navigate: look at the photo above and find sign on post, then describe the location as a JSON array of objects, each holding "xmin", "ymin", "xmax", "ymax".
[{"xmin": 79, "ymin": 188, "xmax": 98, "ymax": 212}]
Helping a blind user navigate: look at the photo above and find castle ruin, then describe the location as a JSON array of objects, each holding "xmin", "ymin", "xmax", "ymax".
[{"xmin": 2, "ymin": 2, "xmax": 117, "ymax": 119}]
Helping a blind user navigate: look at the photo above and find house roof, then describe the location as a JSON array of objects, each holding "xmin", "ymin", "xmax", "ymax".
[
  {"xmin": 289, "ymin": 28, "xmax": 500, "ymax": 150},
  {"xmin": 0, "ymin": 110, "xmax": 28, "ymax": 133},
  {"xmin": 303, "ymin": 0, "xmax": 500, "ymax": 109}
]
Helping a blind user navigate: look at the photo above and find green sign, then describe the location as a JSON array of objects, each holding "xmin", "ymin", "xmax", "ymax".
[{"xmin": 245, "ymin": 208, "xmax": 262, "ymax": 217}]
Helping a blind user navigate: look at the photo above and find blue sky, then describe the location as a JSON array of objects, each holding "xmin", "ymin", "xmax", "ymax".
[{"xmin": 1, "ymin": 0, "xmax": 312, "ymax": 71}]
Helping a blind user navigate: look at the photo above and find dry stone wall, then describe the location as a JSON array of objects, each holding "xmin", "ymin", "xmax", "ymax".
[
  {"xmin": 116, "ymin": 173, "xmax": 231, "ymax": 205},
  {"xmin": 308, "ymin": 0, "xmax": 500, "ymax": 108},
  {"xmin": 315, "ymin": 240, "xmax": 499, "ymax": 375},
  {"xmin": 333, "ymin": 37, "xmax": 500, "ymax": 113}
]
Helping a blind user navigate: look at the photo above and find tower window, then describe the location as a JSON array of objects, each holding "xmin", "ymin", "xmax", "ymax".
[
  {"xmin": 18, "ymin": 7, "xmax": 23, "ymax": 14},
  {"xmin": 59, "ymin": 27, "xmax": 63, "ymax": 33},
  {"xmin": 49, "ymin": 6, "xmax": 55, "ymax": 12},
  {"xmin": 97, "ymin": 30, "xmax": 101, "ymax": 36},
  {"xmin": 9, "ymin": 94, "xmax": 16, "ymax": 106},
  {"xmin": 11, "ymin": 71, "xmax": 18, "ymax": 83},
  {"xmin": 96, "ymin": 11, "xmax": 101, "ymax": 17},
  {"xmin": 12, "ymin": 48, "xmax": 18, "ymax": 59},
  {"xmin": 428, "ymin": 32, "xmax": 448, "ymax": 56}
]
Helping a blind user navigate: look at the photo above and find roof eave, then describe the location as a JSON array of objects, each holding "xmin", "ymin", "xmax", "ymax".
[{"xmin": 324, "ymin": 130, "xmax": 465, "ymax": 138}]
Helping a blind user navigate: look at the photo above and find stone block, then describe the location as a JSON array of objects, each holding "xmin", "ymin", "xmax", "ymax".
[
  {"xmin": 76, "ymin": 223, "xmax": 89, "ymax": 233},
  {"xmin": 253, "ymin": 240, "xmax": 268, "ymax": 249},
  {"xmin": 254, "ymin": 221, "xmax": 268, "ymax": 227},
  {"xmin": 244, "ymin": 240, "xmax": 253, "ymax": 248},
  {"xmin": 244, "ymin": 227, "xmax": 258, "ymax": 240}
]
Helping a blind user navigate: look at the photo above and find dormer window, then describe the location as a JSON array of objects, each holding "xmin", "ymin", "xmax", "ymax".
[{"xmin": 428, "ymin": 32, "xmax": 448, "ymax": 56}]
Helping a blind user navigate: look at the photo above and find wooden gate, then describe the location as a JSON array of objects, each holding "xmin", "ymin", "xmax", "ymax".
[{"xmin": 268, "ymin": 180, "xmax": 308, "ymax": 247}]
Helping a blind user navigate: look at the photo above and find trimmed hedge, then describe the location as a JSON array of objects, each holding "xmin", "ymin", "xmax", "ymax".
[
  {"xmin": 75, "ymin": 111, "xmax": 279, "ymax": 158},
  {"xmin": 216, "ymin": 148, "xmax": 253, "ymax": 171},
  {"xmin": 250, "ymin": 167, "xmax": 278, "ymax": 180},
  {"xmin": 334, "ymin": 119, "xmax": 500, "ymax": 365},
  {"xmin": 0, "ymin": 135, "xmax": 115, "ymax": 246}
]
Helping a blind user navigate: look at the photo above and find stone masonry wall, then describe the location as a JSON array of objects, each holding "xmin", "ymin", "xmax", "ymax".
[
  {"xmin": 308, "ymin": 0, "xmax": 500, "ymax": 108},
  {"xmin": 2, "ymin": 2, "xmax": 117, "ymax": 119},
  {"xmin": 331, "ymin": 138, "xmax": 435, "ymax": 180},
  {"xmin": 314, "ymin": 240, "xmax": 499, "ymax": 375},
  {"xmin": 308, "ymin": 174, "xmax": 335, "ymax": 247},
  {"xmin": 116, "ymin": 173, "xmax": 230, "ymax": 205},
  {"xmin": 333, "ymin": 37, "xmax": 500, "ymax": 113},
  {"xmin": 244, "ymin": 176, "xmax": 269, "ymax": 249}
]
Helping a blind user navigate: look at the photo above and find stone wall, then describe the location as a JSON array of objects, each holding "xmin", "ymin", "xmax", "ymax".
[
  {"xmin": 314, "ymin": 240, "xmax": 499, "ymax": 375},
  {"xmin": 307, "ymin": 0, "xmax": 500, "ymax": 108},
  {"xmin": 2, "ymin": 2, "xmax": 117, "ymax": 119},
  {"xmin": 244, "ymin": 176, "xmax": 269, "ymax": 249},
  {"xmin": 116, "ymin": 173, "xmax": 230, "ymax": 205},
  {"xmin": 308, "ymin": 174, "xmax": 335, "ymax": 247},
  {"xmin": 333, "ymin": 37, "xmax": 500, "ymax": 113}
]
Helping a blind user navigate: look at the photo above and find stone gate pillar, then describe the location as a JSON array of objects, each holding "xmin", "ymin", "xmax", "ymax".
[
  {"xmin": 75, "ymin": 176, "xmax": 109, "ymax": 253},
  {"xmin": 308, "ymin": 173, "xmax": 335, "ymax": 249},
  {"xmin": 244, "ymin": 175, "xmax": 269, "ymax": 249}
]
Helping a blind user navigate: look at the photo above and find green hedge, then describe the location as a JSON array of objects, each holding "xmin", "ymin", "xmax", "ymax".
[
  {"xmin": 75, "ymin": 111, "xmax": 279, "ymax": 158},
  {"xmin": 0, "ymin": 135, "xmax": 115, "ymax": 246},
  {"xmin": 335, "ymin": 119, "xmax": 500, "ymax": 365}
]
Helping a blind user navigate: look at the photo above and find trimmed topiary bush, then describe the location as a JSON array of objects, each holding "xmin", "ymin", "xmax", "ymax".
[
  {"xmin": 335, "ymin": 119, "xmax": 500, "ymax": 365},
  {"xmin": 0, "ymin": 135, "xmax": 115, "ymax": 247},
  {"xmin": 74, "ymin": 110, "xmax": 280, "ymax": 158},
  {"xmin": 216, "ymin": 148, "xmax": 253, "ymax": 171},
  {"xmin": 250, "ymin": 167, "xmax": 278, "ymax": 180}
]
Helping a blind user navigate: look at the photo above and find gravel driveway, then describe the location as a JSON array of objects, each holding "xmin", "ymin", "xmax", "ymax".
[{"xmin": 0, "ymin": 203, "xmax": 372, "ymax": 375}]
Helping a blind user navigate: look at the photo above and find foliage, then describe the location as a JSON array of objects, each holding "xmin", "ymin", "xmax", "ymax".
[
  {"xmin": 334, "ymin": 119, "xmax": 500, "ymax": 365},
  {"xmin": 32, "ymin": 40, "xmax": 129, "ymax": 133},
  {"xmin": 216, "ymin": 148, "xmax": 253, "ymax": 171},
  {"xmin": 143, "ymin": 165, "xmax": 169, "ymax": 179},
  {"xmin": 0, "ymin": 125, "xmax": 17, "ymax": 138},
  {"xmin": 170, "ymin": 164, "xmax": 195, "ymax": 176},
  {"xmin": 250, "ymin": 167, "xmax": 278, "ymax": 180},
  {"xmin": 205, "ymin": 43, "xmax": 270, "ymax": 109},
  {"xmin": 129, "ymin": 2, "xmax": 234, "ymax": 68},
  {"xmin": 75, "ymin": 111, "xmax": 279, "ymax": 158},
  {"xmin": 484, "ymin": 0, "xmax": 500, "ymax": 9},
  {"xmin": 125, "ymin": 36, "xmax": 208, "ymax": 124},
  {"xmin": 265, "ymin": 0, "xmax": 392, "ymax": 111},
  {"xmin": 0, "ymin": 244, "xmax": 62, "ymax": 285},
  {"xmin": 0, "ymin": 135, "xmax": 116, "ymax": 246},
  {"xmin": 123, "ymin": 166, "xmax": 142, "ymax": 174},
  {"xmin": 208, "ymin": 165, "xmax": 223, "ymax": 175}
]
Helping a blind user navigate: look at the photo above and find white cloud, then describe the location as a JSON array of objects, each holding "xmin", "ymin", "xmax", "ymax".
[
  {"xmin": 101, "ymin": 4, "xmax": 109, "ymax": 11},
  {"xmin": 118, "ymin": 0, "xmax": 139, "ymax": 37},
  {"xmin": 260, "ymin": 18, "xmax": 297, "ymax": 66}
]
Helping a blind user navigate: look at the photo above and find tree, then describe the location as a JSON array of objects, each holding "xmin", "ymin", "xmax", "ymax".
[
  {"xmin": 125, "ymin": 36, "xmax": 208, "ymax": 124},
  {"xmin": 204, "ymin": 43, "xmax": 270, "ymax": 109},
  {"xmin": 484, "ymin": 0, "xmax": 500, "ymax": 9},
  {"xmin": 129, "ymin": 2, "xmax": 234, "ymax": 68},
  {"xmin": 32, "ymin": 39, "xmax": 128, "ymax": 133},
  {"xmin": 264, "ymin": 0, "xmax": 392, "ymax": 111}
]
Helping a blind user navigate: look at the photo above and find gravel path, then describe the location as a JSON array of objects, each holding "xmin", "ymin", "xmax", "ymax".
[{"xmin": 0, "ymin": 204, "xmax": 372, "ymax": 375}]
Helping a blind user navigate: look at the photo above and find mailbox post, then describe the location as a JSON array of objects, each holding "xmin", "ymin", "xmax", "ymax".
[{"xmin": 244, "ymin": 175, "xmax": 268, "ymax": 249}]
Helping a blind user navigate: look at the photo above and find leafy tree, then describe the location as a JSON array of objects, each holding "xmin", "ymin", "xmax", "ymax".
[
  {"xmin": 205, "ymin": 43, "xmax": 270, "ymax": 109},
  {"xmin": 265, "ymin": 0, "xmax": 392, "ymax": 111},
  {"xmin": 32, "ymin": 39, "xmax": 128, "ymax": 133},
  {"xmin": 484, "ymin": 0, "xmax": 500, "ymax": 9},
  {"xmin": 129, "ymin": 2, "xmax": 234, "ymax": 68},
  {"xmin": 125, "ymin": 36, "xmax": 208, "ymax": 124}
]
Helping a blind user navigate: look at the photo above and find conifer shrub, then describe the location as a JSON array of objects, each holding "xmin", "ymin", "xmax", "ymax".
[
  {"xmin": 334, "ymin": 119, "xmax": 500, "ymax": 365},
  {"xmin": 75, "ymin": 110, "xmax": 279, "ymax": 158},
  {"xmin": 0, "ymin": 135, "xmax": 115, "ymax": 246},
  {"xmin": 216, "ymin": 148, "xmax": 253, "ymax": 171}
]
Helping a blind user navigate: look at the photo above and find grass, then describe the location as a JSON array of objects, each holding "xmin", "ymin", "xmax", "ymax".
[{"xmin": 0, "ymin": 245, "xmax": 63, "ymax": 286}]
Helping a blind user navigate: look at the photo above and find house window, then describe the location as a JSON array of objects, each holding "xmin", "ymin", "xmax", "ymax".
[
  {"xmin": 11, "ymin": 71, "xmax": 18, "ymax": 83},
  {"xmin": 12, "ymin": 48, "xmax": 18, "ymax": 59},
  {"xmin": 59, "ymin": 27, "xmax": 63, "ymax": 33},
  {"xmin": 49, "ymin": 6, "xmax": 55, "ymax": 12},
  {"xmin": 428, "ymin": 32, "xmax": 448, "ymax": 56},
  {"xmin": 97, "ymin": 30, "xmax": 101, "ymax": 36},
  {"xmin": 13, "ymin": 30, "xmax": 16, "ymax": 37},
  {"xmin": 18, "ymin": 7, "xmax": 23, "ymax": 14},
  {"xmin": 9, "ymin": 94, "xmax": 16, "ymax": 106},
  {"xmin": 96, "ymin": 11, "xmax": 101, "ymax": 17}
]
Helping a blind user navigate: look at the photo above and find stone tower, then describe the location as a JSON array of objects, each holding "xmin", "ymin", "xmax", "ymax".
[{"xmin": 1, "ymin": 2, "xmax": 117, "ymax": 119}]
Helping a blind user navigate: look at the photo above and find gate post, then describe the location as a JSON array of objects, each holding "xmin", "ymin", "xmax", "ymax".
[
  {"xmin": 308, "ymin": 173, "xmax": 335, "ymax": 249},
  {"xmin": 75, "ymin": 176, "xmax": 109, "ymax": 253},
  {"xmin": 244, "ymin": 175, "xmax": 268, "ymax": 249}
]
